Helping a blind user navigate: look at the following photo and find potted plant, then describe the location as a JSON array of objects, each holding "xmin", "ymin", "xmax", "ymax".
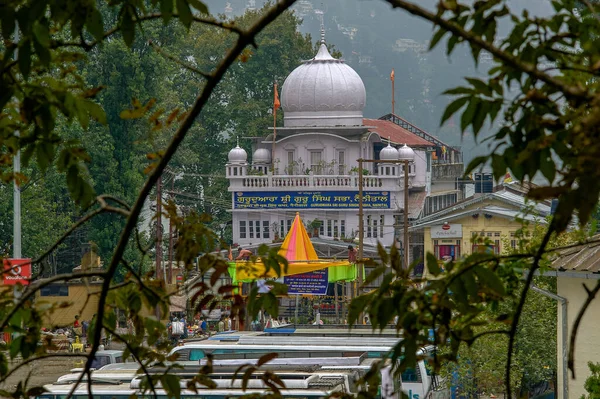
[{"xmin": 309, "ymin": 219, "xmax": 322, "ymax": 237}]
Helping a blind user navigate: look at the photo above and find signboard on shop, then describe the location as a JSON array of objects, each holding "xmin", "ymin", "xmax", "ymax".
[
  {"xmin": 430, "ymin": 224, "xmax": 463, "ymax": 238},
  {"xmin": 3, "ymin": 258, "xmax": 32, "ymax": 285}
]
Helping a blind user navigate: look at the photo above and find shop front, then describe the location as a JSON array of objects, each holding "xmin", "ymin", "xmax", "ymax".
[{"xmin": 430, "ymin": 223, "xmax": 463, "ymax": 262}]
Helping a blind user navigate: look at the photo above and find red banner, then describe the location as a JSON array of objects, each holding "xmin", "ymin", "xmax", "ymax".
[{"xmin": 3, "ymin": 259, "xmax": 32, "ymax": 285}]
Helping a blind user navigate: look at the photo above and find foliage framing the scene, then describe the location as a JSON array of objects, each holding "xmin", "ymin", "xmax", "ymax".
[{"xmin": 2, "ymin": 0, "xmax": 600, "ymax": 399}]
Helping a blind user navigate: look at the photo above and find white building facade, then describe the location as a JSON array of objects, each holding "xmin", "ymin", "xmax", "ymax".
[{"xmin": 226, "ymin": 35, "xmax": 448, "ymax": 251}]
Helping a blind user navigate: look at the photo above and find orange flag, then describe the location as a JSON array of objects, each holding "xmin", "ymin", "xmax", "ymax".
[
  {"xmin": 273, "ymin": 82, "xmax": 280, "ymax": 114},
  {"xmin": 390, "ymin": 68, "xmax": 395, "ymax": 82}
]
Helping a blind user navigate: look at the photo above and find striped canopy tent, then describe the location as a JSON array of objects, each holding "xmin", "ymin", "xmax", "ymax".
[{"xmin": 229, "ymin": 213, "xmax": 355, "ymax": 283}]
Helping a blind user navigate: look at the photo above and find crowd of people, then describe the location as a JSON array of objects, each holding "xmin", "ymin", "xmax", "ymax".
[{"xmin": 167, "ymin": 313, "xmax": 236, "ymax": 344}]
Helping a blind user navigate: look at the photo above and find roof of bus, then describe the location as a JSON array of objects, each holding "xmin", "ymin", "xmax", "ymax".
[{"xmin": 171, "ymin": 344, "xmax": 393, "ymax": 352}]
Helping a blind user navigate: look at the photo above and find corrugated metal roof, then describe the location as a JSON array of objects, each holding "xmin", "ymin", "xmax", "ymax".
[
  {"xmin": 550, "ymin": 237, "xmax": 600, "ymax": 273},
  {"xmin": 409, "ymin": 205, "xmax": 548, "ymax": 230},
  {"xmin": 364, "ymin": 119, "xmax": 431, "ymax": 147},
  {"xmin": 408, "ymin": 191, "xmax": 427, "ymax": 219}
]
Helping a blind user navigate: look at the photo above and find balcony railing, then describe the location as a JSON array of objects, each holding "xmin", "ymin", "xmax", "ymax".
[{"xmin": 229, "ymin": 173, "xmax": 416, "ymax": 190}]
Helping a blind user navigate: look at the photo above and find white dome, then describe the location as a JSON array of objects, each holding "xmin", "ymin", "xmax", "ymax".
[
  {"xmin": 398, "ymin": 144, "xmax": 416, "ymax": 161},
  {"xmin": 253, "ymin": 148, "xmax": 271, "ymax": 164},
  {"xmin": 379, "ymin": 143, "xmax": 399, "ymax": 160},
  {"xmin": 228, "ymin": 145, "xmax": 247, "ymax": 164},
  {"xmin": 281, "ymin": 42, "xmax": 366, "ymax": 127}
]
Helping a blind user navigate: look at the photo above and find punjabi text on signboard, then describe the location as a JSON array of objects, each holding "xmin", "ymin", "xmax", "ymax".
[{"xmin": 234, "ymin": 191, "xmax": 390, "ymax": 209}]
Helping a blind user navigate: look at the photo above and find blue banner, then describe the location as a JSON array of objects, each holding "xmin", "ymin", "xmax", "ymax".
[
  {"xmin": 234, "ymin": 191, "xmax": 390, "ymax": 209},
  {"xmin": 285, "ymin": 269, "xmax": 328, "ymax": 295}
]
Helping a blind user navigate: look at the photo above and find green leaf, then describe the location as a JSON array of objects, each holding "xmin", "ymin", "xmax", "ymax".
[
  {"xmin": 32, "ymin": 21, "xmax": 50, "ymax": 47},
  {"xmin": 121, "ymin": 9, "xmax": 135, "ymax": 47},
  {"xmin": 426, "ymin": 252, "xmax": 441, "ymax": 276},
  {"xmin": 160, "ymin": 0, "xmax": 174, "ymax": 23},
  {"xmin": 1, "ymin": 7, "xmax": 16, "ymax": 41},
  {"xmin": 474, "ymin": 266, "xmax": 505, "ymax": 295},
  {"xmin": 188, "ymin": 0, "xmax": 209, "ymax": 14},
  {"xmin": 177, "ymin": 0, "xmax": 193, "ymax": 28},
  {"xmin": 464, "ymin": 156, "xmax": 488, "ymax": 175},
  {"xmin": 348, "ymin": 294, "xmax": 370, "ymax": 326},
  {"xmin": 36, "ymin": 142, "xmax": 55, "ymax": 172},
  {"xmin": 86, "ymin": 8, "xmax": 104, "ymax": 43},
  {"xmin": 83, "ymin": 100, "xmax": 107, "ymax": 125},
  {"xmin": 443, "ymin": 87, "xmax": 473, "ymax": 95},
  {"xmin": 460, "ymin": 97, "xmax": 479, "ymax": 132},
  {"xmin": 163, "ymin": 374, "xmax": 181, "ymax": 399},
  {"xmin": 465, "ymin": 77, "xmax": 493, "ymax": 97},
  {"xmin": 18, "ymin": 39, "xmax": 32, "ymax": 79},
  {"xmin": 540, "ymin": 150, "xmax": 556, "ymax": 183},
  {"xmin": 429, "ymin": 28, "xmax": 447, "ymax": 50},
  {"xmin": 491, "ymin": 154, "xmax": 507, "ymax": 180},
  {"xmin": 441, "ymin": 96, "xmax": 468, "ymax": 125},
  {"xmin": 471, "ymin": 101, "xmax": 488, "ymax": 136}
]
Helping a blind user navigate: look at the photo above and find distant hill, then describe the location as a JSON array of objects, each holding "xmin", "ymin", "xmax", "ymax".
[{"xmin": 200, "ymin": 0, "xmax": 553, "ymax": 163}]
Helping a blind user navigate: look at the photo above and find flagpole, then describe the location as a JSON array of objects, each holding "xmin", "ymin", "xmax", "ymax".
[
  {"xmin": 391, "ymin": 68, "xmax": 395, "ymax": 116},
  {"xmin": 272, "ymin": 81, "xmax": 278, "ymax": 169}
]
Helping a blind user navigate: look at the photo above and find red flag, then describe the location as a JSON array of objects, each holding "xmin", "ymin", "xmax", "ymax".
[
  {"xmin": 273, "ymin": 83, "xmax": 280, "ymax": 114},
  {"xmin": 390, "ymin": 68, "xmax": 395, "ymax": 82}
]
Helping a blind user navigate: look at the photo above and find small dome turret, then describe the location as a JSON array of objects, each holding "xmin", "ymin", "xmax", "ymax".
[
  {"xmin": 228, "ymin": 145, "xmax": 247, "ymax": 164},
  {"xmin": 253, "ymin": 148, "xmax": 271, "ymax": 164},
  {"xmin": 379, "ymin": 143, "xmax": 399, "ymax": 161}
]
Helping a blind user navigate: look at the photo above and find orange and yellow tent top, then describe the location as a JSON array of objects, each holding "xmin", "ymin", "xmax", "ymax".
[{"xmin": 230, "ymin": 213, "xmax": 352, "ymax": 282}]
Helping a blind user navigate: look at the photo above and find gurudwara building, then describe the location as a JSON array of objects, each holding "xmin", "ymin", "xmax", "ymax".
[{"xmin": 226, "ymin": 33, "xmax": 464, "ymax": 262}]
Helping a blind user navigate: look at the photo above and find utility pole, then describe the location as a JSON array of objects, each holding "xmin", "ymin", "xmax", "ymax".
[
  {"xmin": 168, "ymin": 176, "xmax": 174, "ymax": 284},
  {"xmin": 357, "ymin": 159, "xmax": 364, "ymax": 298},
  {"xmin": 156, "ymin": 175, "xmax": 163, "ymax": 281},
  {"xmin": 13, "ymin": 26, "xmax": 21, "ymax": 261}
]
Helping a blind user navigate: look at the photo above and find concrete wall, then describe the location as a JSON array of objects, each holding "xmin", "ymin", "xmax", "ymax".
[{"xmin": 557, "ymin": 277, "xmax": 600, "ymax": 399}]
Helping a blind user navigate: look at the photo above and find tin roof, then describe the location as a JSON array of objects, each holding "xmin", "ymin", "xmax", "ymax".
[
  {"xmin": 364, "ymin": 119, "xmax": 431, "ymax": 147},
  {"xmin": 550, "ymin": 236, "xmax": 600, "ymax": 273}
]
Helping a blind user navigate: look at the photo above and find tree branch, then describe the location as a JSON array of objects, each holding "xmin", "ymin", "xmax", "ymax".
[
  {"xmin": 86, "ymin": 0, "xmax": 298, "ymax": 380},
  {"xmin": 568, "ymin": 280, "xmax": 600, "ymax": 378},
  {"xmin": 32, "ymin": 195, "xmax": 130, "ymax": 267},
  {"xmin": 505, "ymin": 225, "xmax": 555, "ymax": 398},
  {"xmin": 51, "ymin": 13, "xmax": 245, "ymax": 50},
  {"xmin": 384, "ymin": 0, "xmax": 590, "ymax": 100},
  {"xmin": 149, "ymin": 40, "xmax": 211, "ymax": 79}
]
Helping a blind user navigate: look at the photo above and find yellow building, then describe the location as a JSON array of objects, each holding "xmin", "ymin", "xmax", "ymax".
[
  {"xmin": 549, "ymin": 238, "xmax": 600, "ymax": 399},
  {"xmin": 409, "ymin": 186, "xmax": 551, "ymax": 269}
]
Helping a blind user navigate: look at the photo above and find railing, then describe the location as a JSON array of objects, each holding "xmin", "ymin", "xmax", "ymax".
[
  {"xmin": 432, "ymin": 163, "xmax": 464, "ymax": 180},
  {"xmin": 379, "ymin": 113, "xmax": 462, "ymax": 160},
  {"xmin": 231, "ymin": 173, "xmax": 414, "ymax": 190}
]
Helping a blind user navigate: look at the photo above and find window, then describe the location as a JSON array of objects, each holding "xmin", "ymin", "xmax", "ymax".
[
  {"xmin": 239, "ymin": 221, "xmax": 247, "ymax": 239},
  {"xmin": 338, "ymin": 151, "xmax": 346, "ymax": 174},
  {"xmin": 373, "ymin": 218, "xmax": 378, "ymax": 238},
  {"xmin": 333, "ymin": 220, "xmax": 339, "ymax": 237},
  {"xmin": 263, "ymin": 221, "xmax": 270, "ymax": 239},
  {"xmin": 511, "ymin": 240, "xmax": 517, "ymax": 250},
  {"xmin": 327, "ymin": 219, "xmax": 332, "ymax": 236},
  {"xmin": 310, "ymin": 151, "xmax": 323, "ymax": 174},
  {"xmin": 286, "ymin": 218, "xmax": 292, "ymax": 233},
  {"xmin": 341, "ymin": 220, "xmax": 346, "ymax": 237},
  {"xmin": 367, "ymin": 216, "xmax": 372, "ymax": 238},
  {"xmin": 494, "ymin": 232, "xmax": 501, "ymax": 237},
  {"xmin": 287, "ymin": 151, "xmax": 294, "ymax": 173},
  {"xmin": 320, "ymin": 222, "xmax": 325, "ymax": 236},
  {"xmin": 40, "ymin": 284, "xmax": 69, "ymax": 297},
  {"xmin": 280, "ymin": 220, "xmax": 285, "ymax": 236},
  {"xmin": 380, "ymin": 215, "xmax": 385, "ymax": 237},
  {"xmin": 248, "ymin": 221, "xmax": 255, "ymax": 239}
]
